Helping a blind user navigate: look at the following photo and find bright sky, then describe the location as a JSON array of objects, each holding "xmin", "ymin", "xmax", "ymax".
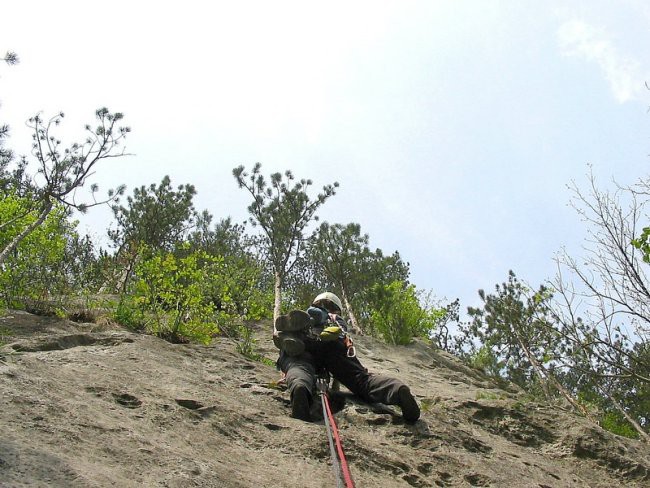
[{"xmin": 2, "ymin": 1, "xmax": 650, "ymax": 313}]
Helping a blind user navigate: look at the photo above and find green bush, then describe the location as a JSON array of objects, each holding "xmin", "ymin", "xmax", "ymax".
[
  {"xmin": 0, "ymin": 195, "xmax": 71, "ymax": 307},
  {"xmin": 369, "ymin": 281, "xmax": 441, "ymax": 345},
  {"xmin": 204, "ymin": 255, "xmax": 273, "ymax": 322},
  {"xmin": 115, "ymin": 245, "xmax": 273, "ymax": 344},
  {"xmin": 117, "ymin": 247, "xmax": 220, "ymax": 344},
  {"xmin": 235, "ymin": 323, "xmax": 257, "ymax": 357},
  {"xmin": 469, "ymin": 345, "xmax": 503, "ymax": 377},
  {"xmin": 600, "ymin": 411, "xmax": 639, "ymax": 439},
  {"xmin": 206, "ymin": 259, "xmax": 271, "ymax": 359},
  {"xmin": 113, "ymin": 296, "xmax": 147, "ymax": 331}
]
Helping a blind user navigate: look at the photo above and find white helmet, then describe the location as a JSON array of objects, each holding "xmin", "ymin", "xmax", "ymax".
[{"xmin": 312, "ymin": 292, "xmax": 343, "ymax": 313}]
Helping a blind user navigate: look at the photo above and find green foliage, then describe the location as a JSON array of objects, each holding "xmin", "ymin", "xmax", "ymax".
[
  {"xmin": 116, "ymin": 247, "xmax": 219, "ymax": 344},
  {"xmin": 600, "ymin": 411, "xmax": 639, "ymax": 439},
  {"xmin": 295, "ymin": 224, "xmax": 412, "ymax": 334},
  {"xmin": 233, "ymin": 163, "xmax": 338, "ymax": 317},
  {"xmin": 109, "ymin": 175, "xmax": 198, "ymax": 252},
  {"xmin": 257, "ymin": 356, "xmax": 277, "ymax": 367},
  {"xmin": 108, "ymin": 176, "xmax": 199, "ymax": 292},
  {"xmin": 632, "ymin": 227, "xmax": 650, "ymax": 263},
  {"xmin": 350, "ymin": 249, "xmax": 411, "ymax": 334},
  {"xmin": 230, "ymin": 323, "xmax": 274, "ymax": 366},
  {"xmin": 240, "ymin": 287, "xmax": 274, "ymax": 321},
  {"xmin": 234, "ymin": 323, "xmax": 267, "ymax": 364},
  {"xmin": 235, "ymin": 323, "xmax": 257, "ymax": 357},
  {"xmin": 60, "ymin": 233, "xmax": 106, "ymax": 293},
  {"xmin": 0, "ymin": 126, "xmax": 16, "ymax": 188},
  {"xmin": 1, "ymin": 192, "xmax": 32, "ymax": 239},
  {"xmin": 0, "ymin": 194, "xmax": 71, "ymax": 306},
  {"xmin": 469, "ymin": 345, "xmax": 503, "ymax": 378},
  {"xmin": 203, "ymin": 252, "xmax": 273, "ymax": 323},
  {"xmin": 0, "ymin": 108, "xmax": 128, "ymax": 268},
  {"xmin": 606, "ymin": 343, "xmax": 650, "ymax": 436},
  {"xmin": 429, "ymin": 299, "xmax": 469, "ymax": 354},
  {"xmin": 209, "ymin": 252, "xmax": 271, "ymax": 320},
  {"xmin": 305, "ymin": 221, "xmax": 395, "ymax": 332},
  {"xmin": 369, "ymin": 280, "xmax": 441, "ymax": 345},
  {"xmin": 0, "ymin": 191, "xmax": 114, "ymax": 312},
  {"xmin": 309, "ymin": 222, "xmax": 368, "ymax": 285},
  {"xmin": 114, "ymin": 238, "xmax": 272, "ymax": 344},
  {"xmin": 187, "ymin": 215, "xmax": 273, "ymax": 320},
  {"xmin": 113, "ymin": 296, "xmax": 147, "ymax": 331},
  {"xmin": 465, "ymin": 271, "xmax": 561, "ymax": 394},
  {"xmin": 189, "ymin": 215, "xmax": 251, "ymax": 258},
  {"xmin": 232, "ymin": 164, "xmax": 338, "ymax": 274}
]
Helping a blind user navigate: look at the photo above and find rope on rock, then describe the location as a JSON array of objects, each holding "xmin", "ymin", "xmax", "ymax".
[{"xmin": 318, "ymin": 377, "xmax": 355, "ymax": 488}]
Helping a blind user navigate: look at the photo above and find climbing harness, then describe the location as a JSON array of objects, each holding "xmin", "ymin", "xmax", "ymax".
[
  {"xmin": 318, "ymin": 375, "xmax": 356, "ymax": 488},
  {"xmin": 343, "ymin": 334, "xmax": 356, "ymax": 358}
]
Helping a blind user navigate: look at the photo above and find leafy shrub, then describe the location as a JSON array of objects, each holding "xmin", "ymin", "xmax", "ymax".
[
  {"xmin": 469, "ymin": 345, "xmax": 503, "ymax": 377},
  {"xmin": 115, "ymin": 243, "xmax": 274, "ymax": 344},
  {"xmin": 113, "ymin": 296, "xmax": 147, "ymax": 331},
  {"xmin": 600, "ymin": 411, "xmax": 639, "ymax": 439},
  {"xmin": 369, "ymin": 280, "xmax": 441, "ymax": 345},
  {"xmin": 61, "ymin": 233, "xmax": 106, "ymax": 293},
  {"xmin": 117, "ymin": 247, "xmax": 219, "ymax": 344},
  {"xmin": 204, "ymin": 254, "xmax": 273, "ymax": 322},
  {"xmin": 0, "ymin": 192, "xmax": 111, "ymax": 311},
  {"xmin": 0, "ymin": 195, "xmax": 71, "ymax": 307},
  {"xmin": 235, "ymin": 323, "xmax": 257, "ymax": 357}
]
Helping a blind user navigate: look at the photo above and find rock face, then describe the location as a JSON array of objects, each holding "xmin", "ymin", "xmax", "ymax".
[{"xmin": 1, "ymin": 310, "xmax": 649, "ymax": 487}]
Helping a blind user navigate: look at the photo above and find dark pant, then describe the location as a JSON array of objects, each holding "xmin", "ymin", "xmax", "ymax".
[{"xmin": 277, "ymin": 339, "xmax": 407, "ymax": 406}]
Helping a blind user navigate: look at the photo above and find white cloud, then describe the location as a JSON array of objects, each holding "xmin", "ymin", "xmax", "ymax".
[{"xmin": 557, "ymin": 20, "xmax": 648, "ymax": 103}]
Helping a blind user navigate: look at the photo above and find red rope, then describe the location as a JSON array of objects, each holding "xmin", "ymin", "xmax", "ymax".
[
  {"xmin": 320, "ymin": 392, "xmax": 342, "ymax": 486},
  {"xmin": 322, "ymin": 392, "xmax": 356, "ymax": 488}
]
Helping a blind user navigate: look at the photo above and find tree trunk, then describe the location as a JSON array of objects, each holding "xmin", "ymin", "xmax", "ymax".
[
  {"xmin": 119, "ymin": 244, "xmax": 141, "ymax": 295},
  {"xmin": 599, "ymin": 387, "xmax": 650, "ymax": 443},
  {"xmin": 273, "ymin": 272, "xmax": 282, "ymax": 323},
  {"xmin": 341, "ymin": 286, "xmax": 363, "ymax": 335},
  {"xmin": 0, "ymin": 200, "xmax": 52, "ymax": 267},
  {"xmin": 511, "ymin": 327, "xmax": 552, "ymax": 400},
  {"xmin": 514, "ymin": 328, "xmax": 596, "ymax": 422}
]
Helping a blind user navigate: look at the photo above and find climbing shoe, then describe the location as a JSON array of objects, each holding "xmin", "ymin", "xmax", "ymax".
[
  {"xmin": 288, "ymin": 310, "xmax": 312, "ymax": 331},
  {"xmin": 276, "ymin": 331, "xmax": 305, "ymax": 356},
  {"xmin": 272, "ymin": 333, "xmax": 282, "ymax": 350},
  {"xmin": 291, "ymin": 385, "xmax": 311, "ymax": 421},
  {"xmin": 397, "ymin": 386, "xmax": 420, "ymax": 422},
  {"xmin": 275, "ymin": 314, "xmax": 291, "ymax": 332},
  {"xmin": 275, "ymin": 310, "xmax": 312, "ymax": 332}
]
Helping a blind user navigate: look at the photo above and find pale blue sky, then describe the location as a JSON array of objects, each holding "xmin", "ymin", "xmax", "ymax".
[{"xmin": 2, "ymin": 1, "xmax": 650, "ymax": 312}]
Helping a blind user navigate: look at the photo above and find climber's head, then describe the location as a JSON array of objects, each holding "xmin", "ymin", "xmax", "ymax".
[{"xmin": 312, "ymin": 292, "xmax": 343, "ymax": 314}]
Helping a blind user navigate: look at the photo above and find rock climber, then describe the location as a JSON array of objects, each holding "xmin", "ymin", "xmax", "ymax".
[{"xmin": 274, "ymin": 292, "xmax": 420, "ymax": 423}]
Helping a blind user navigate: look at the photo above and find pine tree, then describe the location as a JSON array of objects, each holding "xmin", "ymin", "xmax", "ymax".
[
  {"xmin": 0, "ymin": 108, "xmax": 129, "ymax": 267},
  {"xmin": 233, "ymin": 163, "xmax": 337, "ymax": 320}
]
